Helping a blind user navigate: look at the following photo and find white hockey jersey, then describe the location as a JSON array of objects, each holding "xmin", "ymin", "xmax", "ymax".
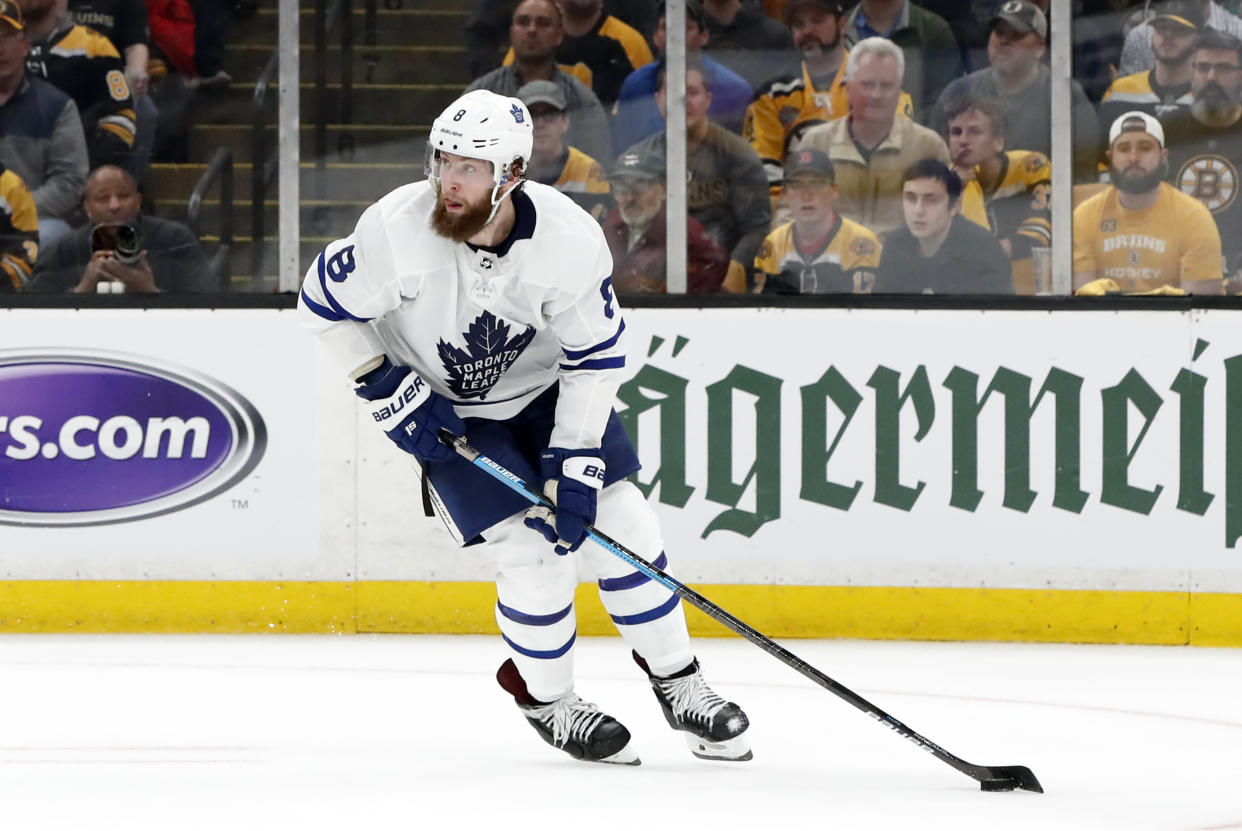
[{"xmin": 298, "ymin": 180, "xmax": 628, "ymax": 450}]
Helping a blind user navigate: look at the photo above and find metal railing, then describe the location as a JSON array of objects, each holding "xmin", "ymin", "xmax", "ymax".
[
  {"xmin": 250, "ymin": 52, "xmax": 279, "ymax": 283},
  {"xmin": 186, "ymin": 146, "xmax": 235, "ymax": 292}
]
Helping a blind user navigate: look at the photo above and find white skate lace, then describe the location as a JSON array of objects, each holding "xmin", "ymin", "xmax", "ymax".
[
  {"xmin": 527, "ymin": 693, "xmax": 608, "ymax": 748},
  {"xmin": 656, "ymin": 671, "xmax": 727, "ymax": 726}
]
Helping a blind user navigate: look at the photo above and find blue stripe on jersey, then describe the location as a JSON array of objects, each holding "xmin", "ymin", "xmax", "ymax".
[
  {"xmin": 562, "ymin": 319, "xmax": 626, "ymax": 361},
  {"xmin": 501, "ymin": 630, "xmax": 577, "ymax": 659},
  {"xmin": 496, "ymin": 601, "xmax": 573, "ymax": 626},
  {"xmin": 299, "ymin": 287, "xmax": 347, "ymax": 321},
  {"xmin": 608, "ymin": 594, "xmax": 681, "ymax": 626},
  {"xmin": 559, "ymin": 356, "xmax": 626, "ymax": 372},
  {"xmin": 316, "ymin": 251, "xmax": 372, "ymax": 323},
  {"xmin": 598, "ymin": 552, "xmax": 669, "ymax": 592}
]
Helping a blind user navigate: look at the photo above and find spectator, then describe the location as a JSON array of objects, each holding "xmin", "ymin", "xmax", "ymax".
[
  {"xmin": 469, "ymin": 0, "xmax": 613, "ymax": 163},
  {"xmin": 1101, "ymin": 0, "xmax": 1202, "ymax": 131},
  {"xmin": 745, "ymin": 0, "xmax": 913, "ymax": 192},
  {"xmin": 1165, "ymin": 29, "xmax": 1242, "ymax": 287},
  {"xmin": 700, "ymin": 0, "xmax": 795, "ymax": 88},
  {"xmin": 842, "ymin": 0, "xmax": 962, "ymax": 120},
  {"xmin": 793, "ymin": 37, "xmax": 950, "ymax": 239},
  {"xmin": 1073, "ymin": 111, "xmax": 1222, "ymax": 294},
  {"xmin": 19, "ymin": 0, "xmax": 137, "ymax": 170},
  {"xmin": 1119, "ymin": 0, "xmax": 1242, "ymax": 76},
  {"xmin": 67, "ymin": 0, "xmax": 156, "ymax": 183},
  {"xmin": 1, "ymin": 160, "xmax": 38, "ymax": 290},
  {"xmin": 612, "ymin": 0, "xmax": 752, "ymax": 153},
  {"xmin": 1074, "ymin": 0, "xmax": 1147, "ymax": 105},
  {"xmin": 874, "ymin": 158, "xmax": 1013, "ymax": 293},
  {"xmin": 27, "ymin": 163, "xmax": 212, "ymax": 293},
  {"xmin": 0, "ymin": 0, "xmax": 89, "ymax": 246},
  {"xmin": 931, "ymin": 1, "xmax": 1100, "ymax": 182},
  {"xmin": 753, "ymin": 148, "xmax": 882, "ymax": 293},
  {"xmin": 620, "ymin": 57, "xmax": 771, "ymax": 291},
  {"xmin": 517, "ymin": 79, "xmax": 611, "ymax": 220},
  {"xmin": 500, "ymin": 0, "xmax": 653, "ymax": 107},
  {"xmin": 602, "ymin": 145, "xmax": 728, "ymax": 293},
  {"xmin": 944, "ymin": 94, "xmax": 1051, "ymax": 294}
]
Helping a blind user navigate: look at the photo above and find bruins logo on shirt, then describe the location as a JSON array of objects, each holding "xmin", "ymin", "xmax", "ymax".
[
  {"xmin": 850, "ymin": 237, "xmax": 876, "ymax": 257},
  {"xmin": 1177, "ymin": 154, "xmax": 1239, "ymax": 213}
]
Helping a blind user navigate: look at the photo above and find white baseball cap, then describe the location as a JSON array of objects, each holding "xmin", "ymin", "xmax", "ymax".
[{"xmin": 1108, "ymin": 110, "xmax": 1165, "ymax": 148}]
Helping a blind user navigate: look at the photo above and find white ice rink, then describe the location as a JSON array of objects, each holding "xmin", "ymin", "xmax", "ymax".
[{"xmin": 1, "ymin": 633, "xmax": 1239, "ymax": 830}]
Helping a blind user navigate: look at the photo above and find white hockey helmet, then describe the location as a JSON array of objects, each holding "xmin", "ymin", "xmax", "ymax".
[{"xmin": 426, "ymin": 89, "xmax": 535, "ymax": 192}]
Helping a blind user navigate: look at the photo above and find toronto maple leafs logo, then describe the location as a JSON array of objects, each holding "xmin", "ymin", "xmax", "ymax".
[{"xmin": 437, "ymin": 310, "xmax": 536, "ymax": 400}]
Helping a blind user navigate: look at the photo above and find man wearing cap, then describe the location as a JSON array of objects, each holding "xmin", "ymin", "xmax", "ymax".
[
  {"xmin": 744, "ymin": 0, "xmax": 914, "ymax": 194},
  {"xmin": 612, "ymin": 0, "xmax": 753, "ymax": 154},
  {"xmin": 518, "ymin": 79, "xmax": 611, "ymax": 221},
  {"xmin": 0, "ymin": 0, "xmax": 88, "ymax": 246},
  {"xmin": 752, "ymin": 147, "xmax": 882, "ymax": 293},
  {"xmin": 1101, "ymin": 0, "xmax": 1202, "ymax": 133},
  {"xmin": 602, "ymin": 147, "xmax": 728, "ymax": 294},
  {"xmin": 1073, "ymin": 111, "xmax": 1222, "ymax": 294},
  {"xmin": 468, "ymin": 0, "xmax": 613, "ymax": 163},
  {"xmin": 1164, "ymin": 29, "xmax": 1242, "ymax": 290},
  {"xmin": 1120, "ymin": 0, "xmax": 1242, "ymax": 76},
  {"xmin": 842, "ymin": 0, "xmax": 962, "ymax": 120},
  {"xmin": 874, "ymin": 157, "xmax": 1013, "ymax": 293},
  {"xmin": 930, "ymin": 0, "xmax": 1099, "ymax": 182}
]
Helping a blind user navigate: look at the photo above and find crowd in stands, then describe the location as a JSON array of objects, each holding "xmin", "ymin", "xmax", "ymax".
[{"xmin": 462, "ymin": 0, "xmax": 1242, "ymax": 297}]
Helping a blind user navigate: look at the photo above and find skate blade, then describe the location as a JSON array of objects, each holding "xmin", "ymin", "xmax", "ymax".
[
  {"xmin": 686, "ymin": 733, "xmax": 752, "ymax": 762},
  {"xmin": 592, "ymin": 745, "xmax": 641, "ymax": 766}
]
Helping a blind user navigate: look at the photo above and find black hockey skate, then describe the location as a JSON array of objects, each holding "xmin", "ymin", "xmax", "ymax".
[
  {"xmin": 496, "ymin": 658, "xmax": 640, "ymax": 765},
  {"xmin": 634, "ymin": 651, "xmax": 752, "ymax": 761}
]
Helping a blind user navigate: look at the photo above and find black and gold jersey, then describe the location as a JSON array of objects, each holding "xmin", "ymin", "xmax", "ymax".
[
  {"xmin": 26, "ymin": 22, "xmax": 135, "ymax": 168},
  {"xmin": 1, "ymin": 164, "xmax": 39, "ymax": 292},
  {"xmin": 959, "ymin": 150, "xmax": 1052, "ymax": 294},
  {"xmin": 753, "ymin": 214, "xmax": 882, "ymax": 294},
  {"xmin": 1165, "ymin": 114, "xmax": 1242, "ymax": 274}
]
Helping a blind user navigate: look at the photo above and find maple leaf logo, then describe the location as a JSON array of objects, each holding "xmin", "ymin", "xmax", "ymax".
[{"xmin": 437, "ymin": 310, "xmax": 536, "ymax": 400}]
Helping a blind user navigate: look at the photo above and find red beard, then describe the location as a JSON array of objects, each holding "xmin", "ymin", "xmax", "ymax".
[{"xmin": 431, "ymin": 184, "xmax": 494, "ymax": 243}]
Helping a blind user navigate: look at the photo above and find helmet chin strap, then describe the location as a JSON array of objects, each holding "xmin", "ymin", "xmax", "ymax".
[{"xmin": 484, "ymin": 164, "xmax": 524, "ymax": 226}]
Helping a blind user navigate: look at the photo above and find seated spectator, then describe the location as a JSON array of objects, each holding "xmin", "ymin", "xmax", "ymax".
[
  {"xmin": 0, "ymin": 0, "xmax": 89, "ymax": 246},
  {"xmin": 746, "ymin": 0, "xmax": 913, "ymax": 193},
  {"xmin": 1119, "ymin": 0, "xmax": 1242, "ymax": 76},
  {"xmin": 19, "ymin": 0, "xmax": 136, "ymax": 171},
  {"xmin": 944, "ymin": 94, "xmax": 1051, "ymax": 294},
  {"xmin": 1073, "ymin": 0, "xmax": 1146, "ymax": 105},
  {"xmin": 68, "ymin": 0, "xmax": 156, "ymax": 184},
  {"xmin": 603, "ymin": 146, "xmax": 728, "ymax": 293},
  {"xmin": 1073, "ymin": 111, "xmax": 1222, "ymax": 294},
  {"xmin": 27, "ymin": 164, "xmax": 212, "ymax": 293},
  {"xmin": 620, "ymin": 56, "xmax": 771, "ymax": 291},
  {"xmin": 1164, "ymin": 30, "xmax": 1242, "ymax": 288},
  {"xmin": 701, "ymin": 0, "xmax": 795, "ymax": 88},
  {"xmin": 501, "ymin": 0, "xmax": 653, "ymax": 107},
  {"xmin": 613, "ymin": 0, "xmax": 752, "ymax": 153},
  {"xmin": 1, "ymin": 160, "xmax": 38, "ymax": 290},
  {"xmin": 932, "ymin": 1, "xmax": 1099, "ymax": 182},
  {"xmin": 1100, "ymin": 1, "xmax": 1202, "ymax": 132},
  {"xmin": 517, "ymin": 80, "xmax": 611, "ymax": 220},
  {"xmin": 793, "ymin": 37, "xmax": 950, "ymax": 239},
  {"xmin": 753, "ymin": 148, "xmax": 882, "ymax": 293},
  {"xmin": 469, "ymin": 0, "xmax": 613, "ymax": 163},
  {"xmin": 842, "ymin": 0, "xmax": 962, "ymax": 121},
  {"xmin": 873, "ymin": 158, "xmax": 1013, "ymax": 293}
]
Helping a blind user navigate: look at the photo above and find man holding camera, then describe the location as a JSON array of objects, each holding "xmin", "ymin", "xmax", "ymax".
[{"xmin": 27, "ymin": 164, "xmax": 213, "ymax": 293}]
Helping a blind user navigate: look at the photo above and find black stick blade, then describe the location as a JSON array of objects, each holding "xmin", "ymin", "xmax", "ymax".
[{"xmin": 979, "ymin": 765, "xmax": 1043, "ymax": 793}]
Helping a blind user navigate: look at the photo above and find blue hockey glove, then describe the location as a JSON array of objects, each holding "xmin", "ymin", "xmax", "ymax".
[
  {"xmin": 523, "ymin": 447, "xmax": 606, "ymax": 555},
  {"xmin": 355, "ymin": 357, "xmax": 465, "ymax": 464}
]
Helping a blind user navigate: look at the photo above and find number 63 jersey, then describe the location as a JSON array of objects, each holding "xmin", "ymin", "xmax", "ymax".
[{"xmin": 298, "ymin": 180, "xmax": 628, "ymax": 451}]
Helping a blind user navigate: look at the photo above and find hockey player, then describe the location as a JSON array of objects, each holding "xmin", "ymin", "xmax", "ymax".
[{"xmin": 298, "ymin": 89, "xmax": 751, "ymax": 766}]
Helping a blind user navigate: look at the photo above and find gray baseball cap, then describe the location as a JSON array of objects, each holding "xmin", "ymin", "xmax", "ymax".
[
  {"xmin": 516, "ymin": 80, "xmax": 566, "ymax": 112},
  {"xmin": 991, "ymin": 0, "xmax": 1047, "ymax": 41}
]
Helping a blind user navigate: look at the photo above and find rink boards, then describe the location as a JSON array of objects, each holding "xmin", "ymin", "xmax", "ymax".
[{"xmin": 2, "ymin": 305, "xmax": 1241, "ymax": 645}]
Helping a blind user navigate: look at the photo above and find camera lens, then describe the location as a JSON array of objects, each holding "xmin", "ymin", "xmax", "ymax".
[{"xmin": 114, "ymin": 224, "xmax": 142, "ymax": 265}]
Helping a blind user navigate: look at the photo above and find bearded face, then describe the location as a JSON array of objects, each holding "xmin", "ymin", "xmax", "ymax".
[
  {"xmin": 431, "ymin": 181, "xmax": 495, "ymax": 243},
  {"xmin": 1109, "ymin": 156, "xmax": 1169, "ymax": 194}
]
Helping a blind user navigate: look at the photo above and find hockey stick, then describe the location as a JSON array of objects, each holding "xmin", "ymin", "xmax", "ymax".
[{"xmin": 438, "ymin": 430, "xmax": 1043, "ymax": 793}]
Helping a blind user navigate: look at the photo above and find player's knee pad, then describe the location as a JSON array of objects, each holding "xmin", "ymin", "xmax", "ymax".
[{"xmin": 585, "ymin": 480, "xmax": 664, "ymax": 579}]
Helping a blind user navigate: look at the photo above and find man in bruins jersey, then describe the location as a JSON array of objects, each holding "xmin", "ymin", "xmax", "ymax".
[
  {"xmin": 752, "ymin": 148, "xmax": 882, "ymax": 294},
  {"xmin": 1099, "ymin": 1, "xmax": 1202, "ymax": 136},
  {"xmin": 1, "ymin": 160, "xmax": 38, "ymax": 291},
  {"xmin": 19, "ymin": 0, "xmax": 134, "ymax": 169},
  {"xmin": 518, "ymin": 80, "xmax": 610, "ymax": 221},
  {"xmin": 943, "ymin": 94, "xmax": 1051, "ymax": 294},
  {"xmin": 1074, "ymin": 111, "xmax": 1222, "ymax": 294},
  {"xmin": 1165, "ymin": 29, "xmax": 1242, "ymax": 291},
  {"xmin": 743, "ymin": 0, "xmax": 913, "ymax": 194}
]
